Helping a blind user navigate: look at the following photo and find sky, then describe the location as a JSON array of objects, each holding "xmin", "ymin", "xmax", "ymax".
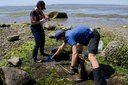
[{"xmin": 0, "ymin": 0, "xmax": 128, "ymax": 6}]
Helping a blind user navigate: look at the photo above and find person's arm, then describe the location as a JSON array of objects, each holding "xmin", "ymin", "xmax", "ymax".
[
  {"xmin": 30, "ymin": 11, "xmax": 48, "ymax": 25},
  {"xmin": 71, "ymin": 44, "xmax": 79, "ymax": 66},
  {"xmin": 40, "ymin": 11, "xmax": 50, "ymax": 21},
  {"xmin": 30, "ymin": 16, "xmax": 41, "ymax": 25},
  {"xmin": 52, "ymin": 41, "xmax": 66, "ymax": 57}
]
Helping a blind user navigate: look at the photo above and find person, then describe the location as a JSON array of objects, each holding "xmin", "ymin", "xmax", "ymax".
[
  {"xmin": 52, "ymin": 26, "xmax": 106, "ymax": 85},
  {"xmin": 30, "ymin": 0, "xmax": 49, "ymax": 62}
]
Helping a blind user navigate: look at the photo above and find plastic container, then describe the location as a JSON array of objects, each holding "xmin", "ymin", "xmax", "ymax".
[{"xmin": 98, "ymin": 40, "xmax": 103, "ymax": 53}]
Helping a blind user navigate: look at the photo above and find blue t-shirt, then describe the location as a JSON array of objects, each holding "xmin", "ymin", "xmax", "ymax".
[{"xmin": 65, "ymin": 26, "xmax": 93, "ymax": 46}]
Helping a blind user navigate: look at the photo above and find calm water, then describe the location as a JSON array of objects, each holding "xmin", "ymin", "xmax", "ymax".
[{"xmin": 0, "ymin": 4, "xmax": 128, "ymax": 27}]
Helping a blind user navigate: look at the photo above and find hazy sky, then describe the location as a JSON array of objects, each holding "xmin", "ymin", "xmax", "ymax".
[{"xmin": 0, "ymin": 0, "xmax": 128, "ymax": 6}]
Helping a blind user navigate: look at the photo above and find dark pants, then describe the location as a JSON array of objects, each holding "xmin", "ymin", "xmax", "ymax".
[
  {"xmin": 88, "ymin": 29, "xmax": 100, "ymax": 54},
  {"xmin": 30, "ymin": 25, "xmax": 45, "ymax": 60}
]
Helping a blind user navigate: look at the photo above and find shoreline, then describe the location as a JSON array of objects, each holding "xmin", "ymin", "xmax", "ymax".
[{"xmin": 0, "ymin": 22, "xmax": 128, "ymax": 58}]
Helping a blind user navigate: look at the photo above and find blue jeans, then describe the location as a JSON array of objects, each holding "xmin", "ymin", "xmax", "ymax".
[{"xmin": 30, "ymin": 25, "xmax": 45, "ymax": 60}]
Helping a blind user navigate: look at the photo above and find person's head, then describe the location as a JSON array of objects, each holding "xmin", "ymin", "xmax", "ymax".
[
  {"xmin": 36, "ymin": 0, "xmax": 46, "ymax": 10},
  {"xmin": 55, "ymin": 30, "xmax": 65, "ymax": 41}
]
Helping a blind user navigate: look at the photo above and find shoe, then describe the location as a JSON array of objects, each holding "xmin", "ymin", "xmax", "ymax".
[
  {"xmin": 69, "ymin": 66, "xmax": 78, "ymax": 75},
  {"xmin": 34, "ymin": 59, "xmax": 43, "ymax": 63}
]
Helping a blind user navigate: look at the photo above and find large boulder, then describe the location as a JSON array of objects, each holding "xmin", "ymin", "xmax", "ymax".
[
  {"xmin": 47, "ymin": 11, "xmax": 68, "ymax": 19},
  {"xmin": 0, "ymin": 67, "xmax": 35, "ymax": 85},
  {"xmin": 101, "ymin": 41, "xmax": 121, "ymax": 58}
]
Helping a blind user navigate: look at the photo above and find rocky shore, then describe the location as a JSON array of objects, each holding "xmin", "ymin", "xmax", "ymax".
[
  {"xmin": 0, "ymin": 22, "xmax": 128, "ymax": 85},
  {"xmin": 0, "ymin": 23, "xmax": 128, "ymax": 59}
]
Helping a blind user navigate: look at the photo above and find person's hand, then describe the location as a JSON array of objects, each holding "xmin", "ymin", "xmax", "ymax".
[
  {"xmin": 40, "ymin": 19, "xmax": 47, "ymax": 24},
  {"xmin": 45, "ymin": 17, "xmax": 50, "ymax": 21}
]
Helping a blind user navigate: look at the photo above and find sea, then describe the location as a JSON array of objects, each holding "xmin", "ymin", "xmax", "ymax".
[{"xmin": 0, "ymin": 4, "xmax": 128, "ymax": 28}]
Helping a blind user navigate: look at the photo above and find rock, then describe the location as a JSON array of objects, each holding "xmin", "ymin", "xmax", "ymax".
[
  {"xmin": 47, "ymin": 11, "xmax": 68, "ymax": 19},
  {"xmin": 22, "ymin": 23, "xmax": 30, "ymax": 28},
  {"xmin": 7, "ymin": 35, "xmax": 19, "ymax": 41},
  {"xmin": 44, "ymin": 24, "xmax": 56, "ymax": 30},
  {"xmin": 0, "ymin": 24, "xmax": 11, "ymax": 28},
  {"xmin": 62, "ymin": 26, "xmax": 72, "ymax": 31},
  {"xmin": 95, "ymin": 26, "xmax": 101, "ymax": 29},
  {"xmin": 101, "ymin": 41, "xmax": 121, "ymax": 58},
  {"xmin": 51, "ymin": 48, "xmax": 70, "ymax": 62},
  {"xmin": 8, "ymin": 57, "xmax": 21, "ymax": 67},
  {"xmin": 0, "ymin": 67, "xmax": 35, "ymax": 85},
  {"xmin": 123, "ymin": 25, "xmax": 128, "ymax": 28},
  {"xmin": 48, "ymin": 32, "xmax": 55, "ymax": 38}
]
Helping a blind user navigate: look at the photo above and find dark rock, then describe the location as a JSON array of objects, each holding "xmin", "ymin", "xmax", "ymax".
[
  {"xmin": 51, "ymin": 48, "xmax": 70, "ymax": 62},
  {"xmin": 0, "ymin": 24, "xmax": 11, "ymax": 28},
  {"xmin": 7, "ymin": 35, "xmax": 19, "ymax": 41},
  {"xmin": 47, "ymin": 11, "xmax": 68, "ymax": 19}
]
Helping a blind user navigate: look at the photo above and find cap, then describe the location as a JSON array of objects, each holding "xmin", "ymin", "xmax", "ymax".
[
  {"xmin": 36, "ymin": 0, "xmax": 46, "ymax": 10},
  {"xmin": 55, "ymin": 30, "xmax": 64, "ymax": 41}
]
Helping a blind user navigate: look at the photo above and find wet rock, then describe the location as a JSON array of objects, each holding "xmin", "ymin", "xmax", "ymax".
[
  {"xmin": 7, "ymin": 35, "xmax": 19, "ymax": 41},
  {"xmin": 47, "ymin": 11, "xmax": 68, "ymax": 19}
]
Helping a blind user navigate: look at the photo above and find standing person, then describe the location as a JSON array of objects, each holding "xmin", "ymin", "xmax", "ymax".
[
  {"xmin": 52, "ymin": 26, "xmax": 106, "ymax": 85},
  {"xmin": 30, "ymin": 0, "xmax": 49, "ymax": 62}
]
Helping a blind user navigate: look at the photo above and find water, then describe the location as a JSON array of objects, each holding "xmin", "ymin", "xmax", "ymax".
[{"xmin": 0, "ymin": 4, "xmax": 128, "ymax": 27}]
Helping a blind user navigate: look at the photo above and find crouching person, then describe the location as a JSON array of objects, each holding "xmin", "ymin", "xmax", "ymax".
[{"xmin": 52, "ymin": 26, "xmax": 106, "ymax": 85}]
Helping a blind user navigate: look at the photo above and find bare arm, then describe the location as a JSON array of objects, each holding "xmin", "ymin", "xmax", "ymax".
[
  {"xmin": 53, "ymin": 41, "xmax": 66, "ymax": 56},
  {"xmin": 30, "ymin": 11, "xmax": 49, "ymax": 25}
]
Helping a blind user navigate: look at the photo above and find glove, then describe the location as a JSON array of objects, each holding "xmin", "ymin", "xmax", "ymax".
[{"xmin": 51, "ymin": 55, "xmax": 55, "ymax": 59}]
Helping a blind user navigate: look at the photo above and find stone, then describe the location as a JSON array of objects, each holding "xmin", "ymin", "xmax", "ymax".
[
  {"xmin": 8, "ymin": 57, "xmax": 21, "ymax": 67},
  {"xmin": 0, "ymin": 67, "xmax": 35, "ymax": 85}
]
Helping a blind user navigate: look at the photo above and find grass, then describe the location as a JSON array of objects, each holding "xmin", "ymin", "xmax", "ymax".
[
  {"xmin": 1, "ymin": 36, "xmax": 71, "ymax": 84},
  {"xmin": 5, "ymin": 41, "xmax": 33, "ymax": 59},
  {"xmin": 36, "ymin": 68, "xmax": 71, "ymax": 85},
  {"xmin": 100, "ymin": 31, "xmax": 113, "ymax": 48}
]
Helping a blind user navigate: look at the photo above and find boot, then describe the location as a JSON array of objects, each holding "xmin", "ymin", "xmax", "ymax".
[
  {"xmin": 93, "ymin": 67, "xmax": 106, "ymax": 85},
  {"xmin": 69, "ymin": 66, "xmax": 79, "ymax": 75},
  {"xmin": 79, "ymin": 61, "xmax": 88, "ymax": 80}
]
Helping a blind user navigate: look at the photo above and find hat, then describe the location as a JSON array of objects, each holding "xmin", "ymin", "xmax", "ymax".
[{"xmin": 55, "ymin": 30, "xmax": 64, "ymax": 41}]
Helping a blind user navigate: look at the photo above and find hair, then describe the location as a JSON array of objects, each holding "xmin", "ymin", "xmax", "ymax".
[{"xmin": 36, "ymin": 0, "xmax": 45, "ymax": 9}]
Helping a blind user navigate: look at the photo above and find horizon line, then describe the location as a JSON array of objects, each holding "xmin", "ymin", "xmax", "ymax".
[{"xmin": 0, "ymin": 3, "xmax": 128, "ymax": 7}]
